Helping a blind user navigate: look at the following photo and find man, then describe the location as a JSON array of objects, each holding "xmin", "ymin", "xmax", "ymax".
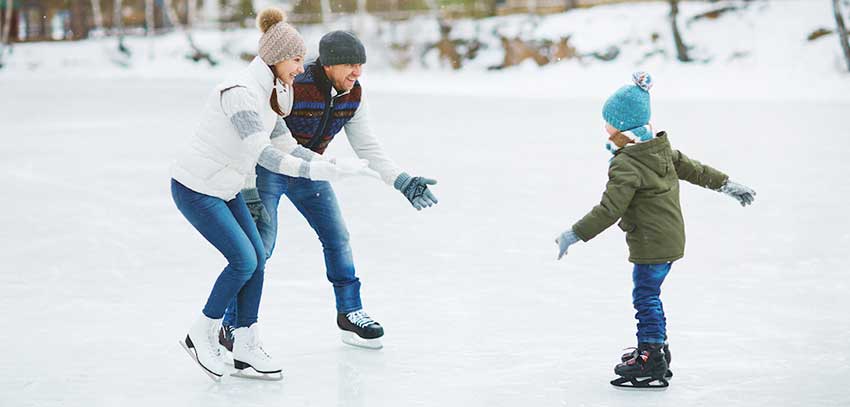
[{"xmin": 222, "ymin": 31, "xmax": 438, "ymax": 350}]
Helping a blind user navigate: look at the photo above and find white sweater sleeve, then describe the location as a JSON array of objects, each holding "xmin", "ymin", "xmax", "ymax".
[
  {"xmin": 343, "ymin": 91, "xmax": 403, "ymax": 186},
  {"xmin": 220, "ymin": 87, "xmax": 326, "ymax": 180},
  {"xmin": 269, "ymin": 116, "xmax": 327, "ymax": 162}
]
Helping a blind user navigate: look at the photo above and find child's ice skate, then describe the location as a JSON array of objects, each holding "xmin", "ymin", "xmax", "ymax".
[
  {"xmin": 611, "ymin": 343, "xmax": 669, "ymax": 389},
  {"xmin": 620, "ymin": 341, "xmax": 672, "ymax": 379}
]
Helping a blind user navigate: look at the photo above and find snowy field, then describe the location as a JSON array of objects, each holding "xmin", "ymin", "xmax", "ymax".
[{"xmin": 2, "ymin": 73, "xmax": 849, "ymax": 406}]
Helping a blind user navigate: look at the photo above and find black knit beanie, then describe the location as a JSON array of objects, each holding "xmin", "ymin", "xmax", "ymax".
[{"xmin": 319, "ymin": 31, "xmax": 367, "ymax": 66}]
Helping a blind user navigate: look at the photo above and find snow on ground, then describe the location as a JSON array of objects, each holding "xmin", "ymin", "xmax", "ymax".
[
  {"xmin": 3, "ymin": 0, "xmax": 850, "ymax": 101},
  {"xmin": 1, "ymin": 1, "xmax": 850, "ymax": 406}
]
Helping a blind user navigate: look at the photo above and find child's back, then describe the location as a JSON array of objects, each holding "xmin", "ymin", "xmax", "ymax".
[
  {"xmin": 572, "ymin": 132, "xmax": 728, "ymax": 264},
  {"xmin": 554, "ymin": 72, "xmax": 755, "ymax": 389}
]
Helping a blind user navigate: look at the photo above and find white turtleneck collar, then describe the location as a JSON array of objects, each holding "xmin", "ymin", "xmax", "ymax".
[{"xmin": 247, "ymin": 56, "xmax": 275, "ymax": 96}]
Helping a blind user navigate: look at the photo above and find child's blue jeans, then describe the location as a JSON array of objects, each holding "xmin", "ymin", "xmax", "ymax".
[{"xmin": 632, "ymin": 263, "xmax": 672, "ymax": 344}]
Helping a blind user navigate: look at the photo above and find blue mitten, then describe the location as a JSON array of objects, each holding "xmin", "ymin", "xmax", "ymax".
[
  {"xmin": 394, "ymin": 172, "xmax": 439, "ymax": 211},
  {"xmin": 241, "ymin": 188, "xmax": 272, "ymax": 225},
  {"xmin": 555, "ymin": 229, "xmax": 580, "ymax": 260},
  {"xmin": 719, "ymin": 180, "xmax": 756, "ymax": 207}
]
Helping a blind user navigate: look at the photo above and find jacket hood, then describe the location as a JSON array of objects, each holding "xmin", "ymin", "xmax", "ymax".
[{"xmin": 618, "ymin": 132, "xmax": 671, "ymax": 177}]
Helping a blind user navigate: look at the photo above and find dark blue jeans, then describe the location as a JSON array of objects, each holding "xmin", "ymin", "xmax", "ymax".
[
  {"xmin": 223, "ymin": 166, "xmax": 361, "ymax": 327},
  {"xmin": 171, "ymin": 179, "xmax": 266, "ymax": 328},
  {"xmin": 632, "ymin": 263, "xmax": 672, "ymax": 344}
]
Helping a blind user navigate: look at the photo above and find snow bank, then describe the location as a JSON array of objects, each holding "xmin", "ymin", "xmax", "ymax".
[{"xmin": 1, "ymin": 0, "xmax": 848, "ymax": 101}]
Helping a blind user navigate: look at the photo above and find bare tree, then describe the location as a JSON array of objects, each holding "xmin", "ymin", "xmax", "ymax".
[
  {"xmin": 187, "ymin": 0, "xmax": 197, "ymax": 27},
  {"xmin": 162, "ymin": 0, "xmax": 216, "ymax": 65},
  {"xmin": 669, "ymin": 0, "xmax": 692, "ymax": 62},
  {"xmin": 146, "ymin": 0, "xmax": 154, "ymax": 58},
  {"xmin": 320, "ymin": 0, "xmax": 332, "ymax": 24},
  {"xmin": 90, "ymin": 0, "xmax": 105, "ymax": 34},
  {"xmin": 1, "ymin": 0, "xmax": 13, "ymax": 45},
  {"xmin": 113, "ymin": 0, "xmax": 123, "ymax": 36},
  {"xmin": 1, "ymin": 0, "xmax": 13, "ymax": 67},
  {"xmin": 145, "ymin": 0, "xmax": 154, "ymax": 37},
  {"xmin": 833, "ymin": 0, "xmax": 850, "ymax": 71}
]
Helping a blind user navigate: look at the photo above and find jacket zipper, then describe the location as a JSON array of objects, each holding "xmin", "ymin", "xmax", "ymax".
[{"xmin": 307, "ymin": 94, "xmax": 338, "ymax": 150}]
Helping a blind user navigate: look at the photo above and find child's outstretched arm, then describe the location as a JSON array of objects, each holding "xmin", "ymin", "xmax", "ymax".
[
  {"xmin": 556, "ymin": 160, "xmax": 640, "ymax": 259},
  {"xmin": 672, "ymin": 150, "xmax": 756, "ymax": 207},
  {"xmin": 670, "ymin": 149, "xmax": 728, "ymax": 189}
]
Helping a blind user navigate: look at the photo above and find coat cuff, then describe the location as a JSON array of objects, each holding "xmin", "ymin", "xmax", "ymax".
[{"xmin": 394, "ymin": 172, "xmax": 412, "ymax": 191}]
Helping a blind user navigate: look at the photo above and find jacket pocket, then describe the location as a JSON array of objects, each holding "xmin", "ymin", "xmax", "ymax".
[{"xmin": 617, "ymin": 220, "xmax": 636, "ymax": 232}]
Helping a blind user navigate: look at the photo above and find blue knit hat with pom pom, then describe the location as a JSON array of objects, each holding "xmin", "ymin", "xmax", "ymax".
[{"xmin": 602, "ymin": 72, "xmax": 653, "ymax": 141}]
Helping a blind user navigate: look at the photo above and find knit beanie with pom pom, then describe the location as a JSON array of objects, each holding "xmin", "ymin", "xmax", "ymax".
[
  {"xmin": 257, "ymin": 7, "xmax": 306, "ymax": 65},
  {"xmin": 602, "ymin": 72, "xmax": 654, "ymax": 141}
]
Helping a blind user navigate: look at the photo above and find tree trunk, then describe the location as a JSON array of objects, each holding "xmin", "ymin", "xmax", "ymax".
[
  {"xmin": 2, "ymin": 1, "xmax": 13, "ymax": 46},
  {"xmin": 39, "ymin": 4, "xmax": 49, "ymax": 39},
  {"xmin": 90, "ymin": 0, "xmax": 105, "ymax": 33},
  {"xmin": 833, "ymin": 0, "xmax": 850, "ymax": 71},
  {"xmin": 70, "ymin": 0, "xmax": 90, "ymax": 40},
  {"xmin": 145, "ymin": 0, "xmax": 154, "ymax": 35},
  {"xmin": 320, "ymin": 0, "xmax": 332, "ymax": 25},
  {"xmin": 1, "ymin": 1, "xmax": 13, "ymax": 67},
  {"xmin": 669, "ymin": 0, "xmax": 692, "ymax": 62},
  {"xmin": 187, "ymin": 0, "xmax": 197, "ymax": 28}
]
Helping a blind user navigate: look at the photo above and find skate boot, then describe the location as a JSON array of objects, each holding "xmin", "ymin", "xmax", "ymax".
[
  {"xmin": 180, "ymin": 313, "xmax": 228, "ymax": 382},
  {"xmin": 337, "ymin": 310, "xmax": 384, "ymax": 349},
  {"xmin": 611, "ymin": 342, "xmax": 669, "ymax": 389},
  {"xmin": 219, "ymin": 325, "xmax": 235, "ymax": 353},
  {"xmin": 621, "ymin": 342, "xmax": 672, "ymax": 378},
  {"xmin": 230, "ymin": 324, "xmax": 283, "ymax": 381}
]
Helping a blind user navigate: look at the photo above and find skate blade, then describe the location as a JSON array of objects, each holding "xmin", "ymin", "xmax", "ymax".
[
  {"xmin": 231, "ymin": 360, "xmax": 283, "ymax": 381},
  {"xmin": 231, "ymin": 369, "xmax": 284, "ymax": 381},
  {"xmin": 179, "ymin": 338, "xmax": 223, "ymax": 383},
  {"xmin": 610, "ymin": 376, "xmax": 669, "ymax": 390},
  {"xmin": 340, "ymin": 331, "xmax": 383, "ymax": 349}
]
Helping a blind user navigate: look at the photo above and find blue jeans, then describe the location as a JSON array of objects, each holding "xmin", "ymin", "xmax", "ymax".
[
  {"xmin": 171, "ymin": 179, "xmax": 266, "ymax": 328},
  {"xmin": 632, "ymin": 263, "xmax": 672, "ymax": 344},
  {"xmin": 223, "ymin": 166, "xmax": 361, "ymax": 327}
]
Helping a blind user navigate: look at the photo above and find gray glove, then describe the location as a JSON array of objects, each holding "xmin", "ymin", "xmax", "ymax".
[
  {"xmin": 719, "ymin": 180, "xmax": 756, "ymax": 207},
  {"xmin": 394, "ymin": 172, "xmax": 439, "ymax": 211},
  {"xmin": 241, "ymin": 188, "xmax": 272, "ymax": 225},
  {"xmin": 555, "ymin": 229, "xmax": 580, "ymax": 260}
]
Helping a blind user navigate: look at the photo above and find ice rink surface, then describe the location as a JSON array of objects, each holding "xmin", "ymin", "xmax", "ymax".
[{"xmin": 1, "ymin": 77, "xmax": 849, "ymax": 406}]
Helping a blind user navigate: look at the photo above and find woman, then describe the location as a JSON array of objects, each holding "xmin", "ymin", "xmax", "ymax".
[{"xmin": 171, "ymin": 7, "xmax": 368, "ymax": 381}]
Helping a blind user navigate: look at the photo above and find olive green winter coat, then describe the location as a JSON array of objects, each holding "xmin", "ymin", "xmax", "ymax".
[{"xmin": 572, "ymin": 133, "xmax": 728, "ymax": 264}]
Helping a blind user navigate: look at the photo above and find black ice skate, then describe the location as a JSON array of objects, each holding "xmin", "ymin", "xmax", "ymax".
[
  {"xmin": 611, "ymin": 343, "xmax": 669, "ymax": 389},
  {"xmin": 620, "ymin": 342, "xmax": 672, "ymax": 378},
  {"xmin": 337, "ymin": 310, "xmax": 384, "ymax": 349}
]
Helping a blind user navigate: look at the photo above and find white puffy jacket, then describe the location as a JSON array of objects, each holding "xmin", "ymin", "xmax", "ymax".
[{"xmin": 172, "ymin": 57, "xmax": 315, "ymax": 200}]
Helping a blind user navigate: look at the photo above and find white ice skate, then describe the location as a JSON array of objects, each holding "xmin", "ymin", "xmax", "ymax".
[
  {"xmin": 230, "ymin": 324, "xmax": 283, "ymax": 381},
  {"xmin": 180, "ymin": 313, "xmax": 228, "ymax": 382}
]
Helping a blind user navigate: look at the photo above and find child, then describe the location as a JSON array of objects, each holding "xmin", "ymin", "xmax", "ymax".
[{"xmin": 554, "ymin": 72, "xmax": 755, "ymax": 389}]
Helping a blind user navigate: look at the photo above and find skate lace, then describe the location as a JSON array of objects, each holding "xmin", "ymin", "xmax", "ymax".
[
  {"xmin": 243, "ymin": 327, "xmax": 271, "ymax": 359},
  {"xmin": 209, "ymin": 325, "xmax": 223, "ymax": 358},
  {"xmin": 247, "ymin": 339, "xmax": 271, "ymax": 358},
  {"xmin": 347, "ymin": 310, "xmax": 377, "ymax": 328}
]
